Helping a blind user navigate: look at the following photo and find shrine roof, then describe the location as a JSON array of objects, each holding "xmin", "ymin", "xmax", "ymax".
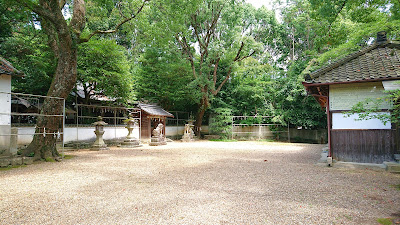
[{"xmin": 139, "ymin": 103, "xmax": 174, "ymax": 118}]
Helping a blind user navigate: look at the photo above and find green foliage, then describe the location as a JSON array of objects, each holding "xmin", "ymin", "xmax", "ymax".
[
  {"xmin": 133, "ymin": 46, "xmax": 196, "ymax": 111},
  {"xmin": 345, "ymin": 89, "xmax": 400, "ymax": 125},
  {"xmin": 209, "ymin": 107, "xmax": 233, "ymax": 138},
  {"xmin": 77, "ymin": 39, "xmax": 132, "ymax": 103},
  {"xmin": 0, "ymin": 28, "xmax": 55, "ymax": 95}
]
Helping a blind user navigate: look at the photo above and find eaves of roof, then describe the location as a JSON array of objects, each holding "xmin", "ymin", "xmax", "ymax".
[{"xmin": 0, "ymin": 56, "xmax": 23, "ymax": 76}]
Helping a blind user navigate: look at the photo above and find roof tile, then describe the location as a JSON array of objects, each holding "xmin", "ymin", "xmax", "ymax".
[{"xmin": 304, "ymin": 42, "xmax": 400, "ymax": 84}]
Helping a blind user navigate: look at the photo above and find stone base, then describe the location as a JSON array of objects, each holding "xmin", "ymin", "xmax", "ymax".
[
  {"xmin": 91, "ymin": 144, "xmax": 109, "ymax": 151},
  {"xmin": 120, "ymin": 139, "xmax": 142, "ymax": 148},
  {"xmin": 0, "ymin": 156, "xmax": 34, "ymax": 167},
  {"xmin": 149, "ymin": 137, "xmax": 166, "ymax": 146},
  {"xmin": 181, "ymin": 134, "xmax": 195, "ymax": 142},
  {"xmin": 384, "ymin": 162, "xmax": 400, "ymax": 173}
]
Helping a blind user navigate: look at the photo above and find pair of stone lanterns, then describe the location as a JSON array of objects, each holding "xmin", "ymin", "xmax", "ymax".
[{"xmin": 91, "ymin": 115, "xmax": 141, "ymax": 151}]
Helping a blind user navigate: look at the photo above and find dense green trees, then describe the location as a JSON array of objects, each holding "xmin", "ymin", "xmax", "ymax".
[
  {"xmin": 77, "ymin": 39, "xmax": 132, "ymax": 104},
  {"xmin": 1, "ymin": 0, "xmax": 399, "ymax": 148}
]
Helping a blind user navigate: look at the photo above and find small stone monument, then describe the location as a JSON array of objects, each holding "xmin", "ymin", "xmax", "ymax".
[
  {"xmin": 91, "ymin": 116, "xmax": 109, "ymax": 151},
  {"xmin": 181, "ymin": 119, "xmax": 196, "ymax": 142},
  {"xmin": 120, "ymin": 115, "xmax": 141, "ymax": 148},
  {"xmin": 149, "ymin": 123, "xmax": 166, "ymax": 146}
]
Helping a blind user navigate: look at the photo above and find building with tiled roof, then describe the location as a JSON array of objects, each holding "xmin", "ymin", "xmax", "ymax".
[
  {"xmin": 0, "ymin": 57, "xmax": 22, "ymax": 76},
  {"xmin": 302, "ymin": 32, "xmax": 400, "ymax": 164},
  {"xmin": 138, "ymin": 103, "xmax": 174, "ymax": 140}
]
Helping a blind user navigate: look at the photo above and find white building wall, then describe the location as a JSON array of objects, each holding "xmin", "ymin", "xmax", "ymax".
[
  {"xmin": 330, "ymin": 82, "xmax": 393, "ymax": 130},
  {"xmin": 0, "ymin": 75, "xmax": 11, "ymax": 155},
  {"xmin": 329, "ymin": 82, "xmax": 392, "ymax": 110},
  {"xmin": 332, "ymin": 112, "xmax": 391, "ymax": 129}
]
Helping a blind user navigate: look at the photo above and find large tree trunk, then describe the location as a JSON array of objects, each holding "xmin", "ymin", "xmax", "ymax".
[
  {"xmin": 22, "ymin": 0, "xmax": 78, "ymax": 160},
  {"xmin": 22, "ymin": 41, "xmax": 77, "ymax": 160},
  {"xmin": 22, "ymin": 46, "xmax": 77, "ymax": 160},
  {"xmin": 194, "ymin": 92, "xmax": 209, "ymax": 136}
]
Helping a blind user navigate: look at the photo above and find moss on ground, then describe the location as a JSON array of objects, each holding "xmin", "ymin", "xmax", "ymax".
[{"xmin": 0, "ymin": 165, "xmax": 27, "ymax": 171}]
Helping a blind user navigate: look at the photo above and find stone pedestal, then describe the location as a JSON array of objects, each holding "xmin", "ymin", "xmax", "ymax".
[
  {"xmin": 121, "ymin": 117, "xmax": 142, "ymax": 148},
  {"xmin": 149, "ymin": 123, "xmax": 166, "ymax": 146},
  {"xmin": 181, "ymin": 120, "xmax": 196, "ymax": 142},
  {"xmin": 91, "ymin": 116, "xmax": 109, "ymax": 151}
]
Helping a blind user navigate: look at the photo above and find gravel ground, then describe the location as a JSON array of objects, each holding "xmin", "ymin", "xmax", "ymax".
[{"xmin": 0, "ymin": 141, "xmax": 399, "ymax": 225}]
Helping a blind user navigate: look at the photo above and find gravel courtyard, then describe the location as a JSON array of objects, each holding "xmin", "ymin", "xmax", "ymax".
[{"xmin": 1, "ymin": 141, "xmax": 399, "ymax": 224}]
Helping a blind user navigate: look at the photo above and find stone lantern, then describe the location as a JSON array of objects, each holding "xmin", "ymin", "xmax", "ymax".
[
  {"xmin": 91, "ymin": 116, "xmax": 109, "ymax": 151},
  {"xmin": 121, "ymin": 115, "xmax": 141, "ymax": 148}
]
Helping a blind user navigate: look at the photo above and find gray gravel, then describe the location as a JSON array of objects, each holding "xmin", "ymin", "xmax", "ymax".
[{"xmin": 0, "ymin": 141, "xmax": 399, "ymax": 224}]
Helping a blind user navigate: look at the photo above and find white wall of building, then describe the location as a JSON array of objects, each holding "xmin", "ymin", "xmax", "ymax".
[
  {"xmin": 332, "ymin": 112, "xmax": 391, "ymax": 130},
  {"xmin": 0, "ymin": 75, "xmax": 11, "ymax": 155},
  {"xmin": 329, "ymin": 82, "xmax": 392, "ymax": 111}
]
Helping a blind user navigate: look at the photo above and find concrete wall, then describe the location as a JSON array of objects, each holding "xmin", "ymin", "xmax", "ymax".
[
  {"xmin": 0, "ymin": 75, "xmax": 11, "ymax": 156},
  {"xmin": 283, "ymin": 128, "xmax": 327, "ymax": 144}
]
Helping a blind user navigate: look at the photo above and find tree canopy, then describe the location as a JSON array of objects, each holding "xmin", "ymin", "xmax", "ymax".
[{"xmin": 1, "ymin": 0, "xmax": 399, "ymax": 150}]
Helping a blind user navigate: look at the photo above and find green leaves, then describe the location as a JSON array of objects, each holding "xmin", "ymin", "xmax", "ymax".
[{"xmin": 77, "ymin": 38, "xmax": 132, "ymax": 102}]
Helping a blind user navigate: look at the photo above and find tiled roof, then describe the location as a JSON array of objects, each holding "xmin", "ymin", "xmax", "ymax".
[
  {"xmin": 0, "ymin": 56, "xmax": 22, "ymax": 76},
  {"xmin": 139, "ymin": 103, "xmax": 174, "ymax": 118},
  {"xmin": 304, "ymin": 41, "xmax": 400, "ymax": 85}
]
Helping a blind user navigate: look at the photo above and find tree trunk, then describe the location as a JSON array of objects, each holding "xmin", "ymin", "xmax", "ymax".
[
  {"xmin": 22, "ymin": 46, "xmax": 77, "ymax": 159},
  {"xmin": 22, "ymin": 13, "xmax": 78, "ymax": 160},
  {"xmin": 194, "ymin": 92, "xmax": 209, "ymax": 136}
]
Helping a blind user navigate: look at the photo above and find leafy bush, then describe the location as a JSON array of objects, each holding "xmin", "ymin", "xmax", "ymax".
[{"xmin": 209, "ymin": 108, "xmax": 233, "ymax": 139}]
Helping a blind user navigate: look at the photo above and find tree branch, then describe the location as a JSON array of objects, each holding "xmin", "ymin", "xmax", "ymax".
[
  {"xmin": 70, "ymin": 0, "xmax": 86, "ymax": 36},
  {"xmin": 212, "ymin": 41, "xmax": 255, "ymax": 95},
  {"xmin": 175, "ymin": 34, "xmax": 197, "ymax": 79},
  {"xmin": 212, "ymin": 58, "xmax": 220, "ymax": 87},
  {"xmin": 212, "ymin": 68, "xmax": 231, "ymax": 96},
  {"xmin": 79, "ymin": 0, "xmax": 149, "ymax": 43},
  {"xmin": 191, "ymin": 14, "xmax": 206, "ymax": 52},
  {"xmin": 15, "ymin": 0, "xmax": 58, "ymax": 25},
  {"xmin": 327, "ymin": 0, "xmax": 347, "ymax": 34}
]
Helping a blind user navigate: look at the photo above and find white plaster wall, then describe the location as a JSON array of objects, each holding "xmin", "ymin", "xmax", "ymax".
[
  {"xmin": 15, "ymin": 125, "xmax": 206, "ymax": 146},
  {"xmin": 329, "ymin": 82, "xmax": 392, "ymax": 111},
  {"xmin": 165, "ymin": 126, "xmax": 209, "ymax": 137},
  {"xmin": 0, "ymin": 75, "xmax": 11, "ymax": 126},
  {"xmin": 0, "ymin": 75, "xmax": 11, "ymax": 155},
  {"xmin": 16, "ymin": 126, "xmax": 139, "ymax": 145},
  {"xmin": 0, "ymin": 125, "xmax": 11, "ymax": 155},
  {"xmin": 332, "ymin": 112, "xmax": 391, "ymax": 130},
  {"xmin": 166, "ymin": 126, "xmax": 185, "ymax": 136}
]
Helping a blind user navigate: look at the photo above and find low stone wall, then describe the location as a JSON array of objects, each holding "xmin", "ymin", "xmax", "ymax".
[
  {"xmin": 230, "ymin": 126, "xmax": 327, "ymax": 143},
  {"xmin": 282, "ymin": 128, "xmax": 328, "ymax": 144},
  {"xmin": 232, "ymin": 126, "xmax": 275, "ymax": 140}
]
